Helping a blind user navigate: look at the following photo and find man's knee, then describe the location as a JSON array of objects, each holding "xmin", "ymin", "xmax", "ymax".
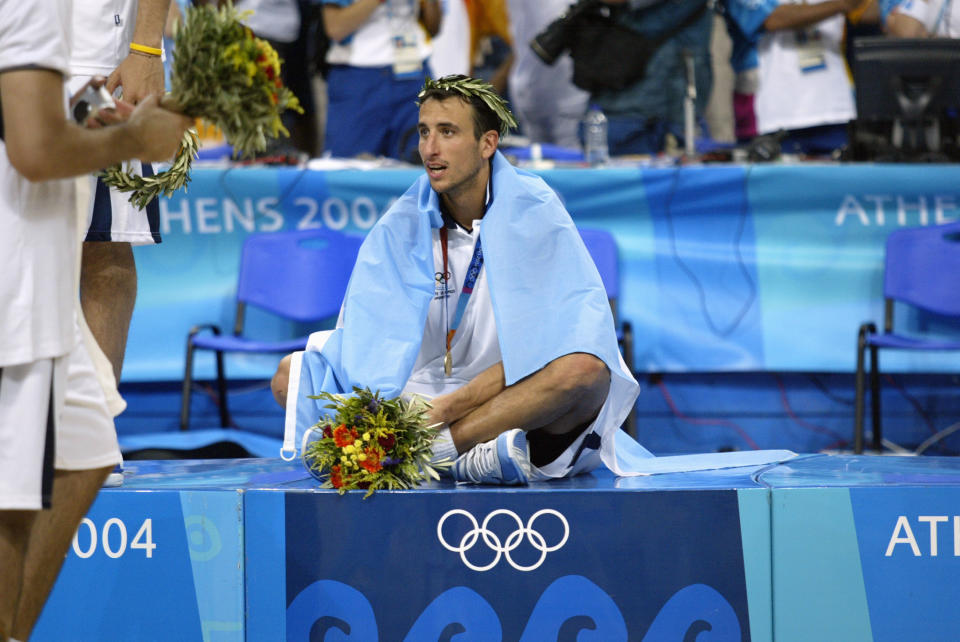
[
  {"xmin": 548, "ymin": 352, "xmax": 610, "ymax": 396},
  {"xmin": 272, "ymin": 354, "xmax": 292, "ymax": 408}
]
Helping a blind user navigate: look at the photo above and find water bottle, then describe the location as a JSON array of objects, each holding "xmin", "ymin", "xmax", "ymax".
[{"xmin": 583, "ymin": 104, "xmax": 610, "ymax": 166}]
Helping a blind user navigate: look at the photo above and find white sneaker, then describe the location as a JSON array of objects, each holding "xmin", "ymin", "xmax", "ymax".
[{"xmin": 452, "ymin": 429, "xmax": 533, "ymax": 485}]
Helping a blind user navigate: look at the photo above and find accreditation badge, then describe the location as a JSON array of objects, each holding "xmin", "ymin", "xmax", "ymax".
[{"xmin": 795, "ymin": 29, "xmax": 827, "ymax": 73}]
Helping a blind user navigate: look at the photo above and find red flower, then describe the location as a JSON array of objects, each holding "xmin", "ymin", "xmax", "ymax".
[
  {"xmin": 359, "ymin": 447, "xmax": 382, "ymax": 473},
  {"xmin": 322, "ymin": 426, "xmax": 332, "ymax": 439},
  {"xmin": 330, "ymin": 465, "xmax": 343, "ymax": 488},
  {"xmin": 377, "ymin": 433, "xmax": 396, "ymax": 451},
  {"xmin": 333, "ymin": 424, "xmax": 354, "ymax": 448}
]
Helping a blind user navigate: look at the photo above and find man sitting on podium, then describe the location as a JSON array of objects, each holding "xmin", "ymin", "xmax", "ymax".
[{"xmin": 272, "ymin": 74, "xmax": 640, "ymax": 485}]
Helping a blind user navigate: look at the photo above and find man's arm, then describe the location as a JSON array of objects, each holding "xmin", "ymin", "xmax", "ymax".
[
  {"xmin": 762, "ymin": 0, "xmax": 861, "ymax": 31},
  {"xmin": 885, "ymin": 10, "xmax": 930, "ymax": 35},
  {"xmin": 420, "ymin": 0, "xmax": 442, "ymax": 36},
  {"xmin": 106, "ymin": 0, "xmax": 172, "ymax": 104},
  {"xmin": 1, "ymin": 69, "xmax": 191, "ymax": 182},
  {"xmin": 427, "ymin": 362, "xmax": 506, "ymax": 427},
  {"xmin": 323, "ymin": 0, "xmax": 383, "ymax": 42}
]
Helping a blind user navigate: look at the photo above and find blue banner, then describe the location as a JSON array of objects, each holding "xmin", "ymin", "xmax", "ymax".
[
  {"xmin": 128, "ymin": 163, "xmax": 960, "ymax": 381},
  {"xmin": 278, "ymin": 489, "xmax": 750, "ymax": 640},
  {"xmin": 34, "ymin": 489, "xmax": 244, "ymax": 641}
]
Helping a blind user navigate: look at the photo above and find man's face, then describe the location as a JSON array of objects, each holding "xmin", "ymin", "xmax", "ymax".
[{"xmin": 417, "ymin": 97, "xmax": 497, "ymax": 198}]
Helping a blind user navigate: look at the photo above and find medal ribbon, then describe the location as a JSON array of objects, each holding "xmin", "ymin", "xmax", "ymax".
[{"xmin": 440, "ymin": 225, "xmax": 484, "ymax": 375}]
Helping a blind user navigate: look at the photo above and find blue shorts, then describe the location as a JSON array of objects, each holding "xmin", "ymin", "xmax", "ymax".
[{"xmin": 324, "ymin": 64, "xmax": 430, "ymax": 162}]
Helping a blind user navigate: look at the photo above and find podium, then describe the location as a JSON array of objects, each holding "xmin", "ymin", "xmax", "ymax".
[{"xmin": 32, "ymin": 455, "xmax": 960, "ymax": 641}]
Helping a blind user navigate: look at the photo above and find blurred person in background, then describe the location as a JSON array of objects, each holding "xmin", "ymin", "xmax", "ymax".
[
  {"xmin": 506, "ymin": 0, "xmax": 589, "ymax": 149},
  {"xmin": 321, "ymin": 0, "xmax": 441, "ymax": 161},
  {"xmin": 235, "ymin": 0, "xmax": 321, "ymax": 156},
  {"xmin": 721, "ymin": 0, "xmax": 867, "ymax": 155},
  {"xmin": 587, "ymin": 0, "xmax": 714, "ymax": 155}
]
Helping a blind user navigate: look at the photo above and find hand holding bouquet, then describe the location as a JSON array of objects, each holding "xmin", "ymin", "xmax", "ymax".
[
  {"xmin": 303, "ymin": 388, "xmax": 452, "ymax": 498},
  {"xmin": 101, "ymin": 0, "xmax": 303, "ymax": 208}
]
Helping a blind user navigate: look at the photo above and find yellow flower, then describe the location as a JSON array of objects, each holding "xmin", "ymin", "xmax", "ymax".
[
  {"xmin": 363, "ymin": 432, "xmax": 371, "ymax": 441},
  {"xmin": 358, "ymin": 453, "xmax": 367, "ymax": 461}
]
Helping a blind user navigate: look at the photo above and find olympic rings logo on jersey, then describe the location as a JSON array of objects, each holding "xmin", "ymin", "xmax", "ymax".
[
  {"xmin": 435, "ymin": 271, "xmax": 451, "ymax": 283},
  {"xmin": 436, "ymin": 509, "xmax": 570, "ymax": 572}
]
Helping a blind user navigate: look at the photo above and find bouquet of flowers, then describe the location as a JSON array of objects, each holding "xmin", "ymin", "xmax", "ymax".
[
  {"xmin": 101, "ymin": 0, "xmax": 303, "ymax": 208},
  {"xmin": 303, "ymin": 388, "xmax": 451, "ymax": 498}
]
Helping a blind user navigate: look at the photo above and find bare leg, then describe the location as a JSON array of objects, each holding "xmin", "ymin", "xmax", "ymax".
[
  {"xmin": 79, "ymin": 242, "xmax": 137, "ymax": 382},
  {"xmin": 0, "ymin": 511, "xmax": 36, "ymax": 641},
  {"xmin": 11, "ymin": 467, "xmax": 110, "ymax": 641},
  {"xmin": 430, "ymin": 353, "xmax": 611, "ymax": 454}
]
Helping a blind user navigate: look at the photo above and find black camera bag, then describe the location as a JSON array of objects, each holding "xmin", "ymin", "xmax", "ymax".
[{"xmin": 568, "ymin": 2, "xmax": 708, "ymax": 92}]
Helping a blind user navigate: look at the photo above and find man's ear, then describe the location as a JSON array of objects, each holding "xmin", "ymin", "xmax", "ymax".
[{"xmin": 480, "ymin": 130, "xmax": 499, "ymax": 159}]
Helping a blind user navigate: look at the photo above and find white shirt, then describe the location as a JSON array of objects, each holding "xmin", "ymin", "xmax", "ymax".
[
  {"xmin": 325, "ymin": 0, "xmax": 432, "ymax": 68},
  {"xmin": 506, "ymin": 0, "xmax": 589, "ymax": 148},
  {"xmin": 236, "ymin": 0, "xmax": 301, "ymax": 44},
  {"xmin": 70, "ymin": 0, "xmax": 138, "ymax": 75},
  {"xmin": 754, "ymin": 0, "xmax": 855, "ymax": 133},
  {"xmin": 0, "ymin": 0, "xmax": 80, "ymax": 366},
  {"xmin": 428, "ymin": 0, "xmax": 470, "ymax": 77}
]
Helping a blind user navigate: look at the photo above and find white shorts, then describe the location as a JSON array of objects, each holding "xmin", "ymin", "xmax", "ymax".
[
  {"xmin": 67, "ymin": 74, "xmax": 161, "ymax": 246},
  {"xmin": 0, "ymin": 325, "xmax": 122, "ymax": 511}
]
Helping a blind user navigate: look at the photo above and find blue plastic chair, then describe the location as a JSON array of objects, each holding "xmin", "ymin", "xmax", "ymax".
[
  {"xmin": 854, "ymin": 220, "xmax": 960, "ymax": 453},
  {"xmin": 578, "ymin": 227, "xmax": 637, "ymax": 437},
  {"xmin": 179, "ymin": 227, "xmax": 364, "ymax": 432}
]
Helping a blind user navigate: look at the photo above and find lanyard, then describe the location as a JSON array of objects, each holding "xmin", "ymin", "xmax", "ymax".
[{"xmin": 440, "ymin": 225, "xmax": 484, "ymax": 376}]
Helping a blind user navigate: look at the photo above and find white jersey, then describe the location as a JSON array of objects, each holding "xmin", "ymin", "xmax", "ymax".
[
  {"xmin": 70, "ymin": 0, "xmax": 138, "ymax": 75},
  {"xmin": 0, "ymin": 0, "xmax": 79, "ymax": 366},
  {"xmin": 403, "ymin": 221, "xmax": 502, "ymax": 398},
  {"xmin": 754, "ymin": 0, "xmax": 855, "ymax": 133},
  {"xmin": 892, "ymin": 0, "xmax": 960, "ymax": 36}
]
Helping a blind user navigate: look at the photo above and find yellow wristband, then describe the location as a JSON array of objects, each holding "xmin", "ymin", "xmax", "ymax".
[{"xmin": 129, "ymin": 42, "xmax": 162, "ymax": 57}]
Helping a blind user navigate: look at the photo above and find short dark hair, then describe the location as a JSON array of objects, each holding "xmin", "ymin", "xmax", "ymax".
[{"xmin": 417, "ymin": 75, "xmax": 517, "ymax": 140}]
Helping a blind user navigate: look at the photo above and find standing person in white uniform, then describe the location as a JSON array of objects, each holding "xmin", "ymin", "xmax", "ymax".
[
  {"xmin": 0, "ymin": 0, "xmax": 191, "ymax": 636},
  {"xmin": 70, "ymin": 0, "xmax": 172, "ymax": 384},
  {"xmin": 272, "ymin": 75, "xmax": 639, "ymax": 485},
  {"xmin": 505, "ymin": 0, "xmax": 589, "ymax": 149}
]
